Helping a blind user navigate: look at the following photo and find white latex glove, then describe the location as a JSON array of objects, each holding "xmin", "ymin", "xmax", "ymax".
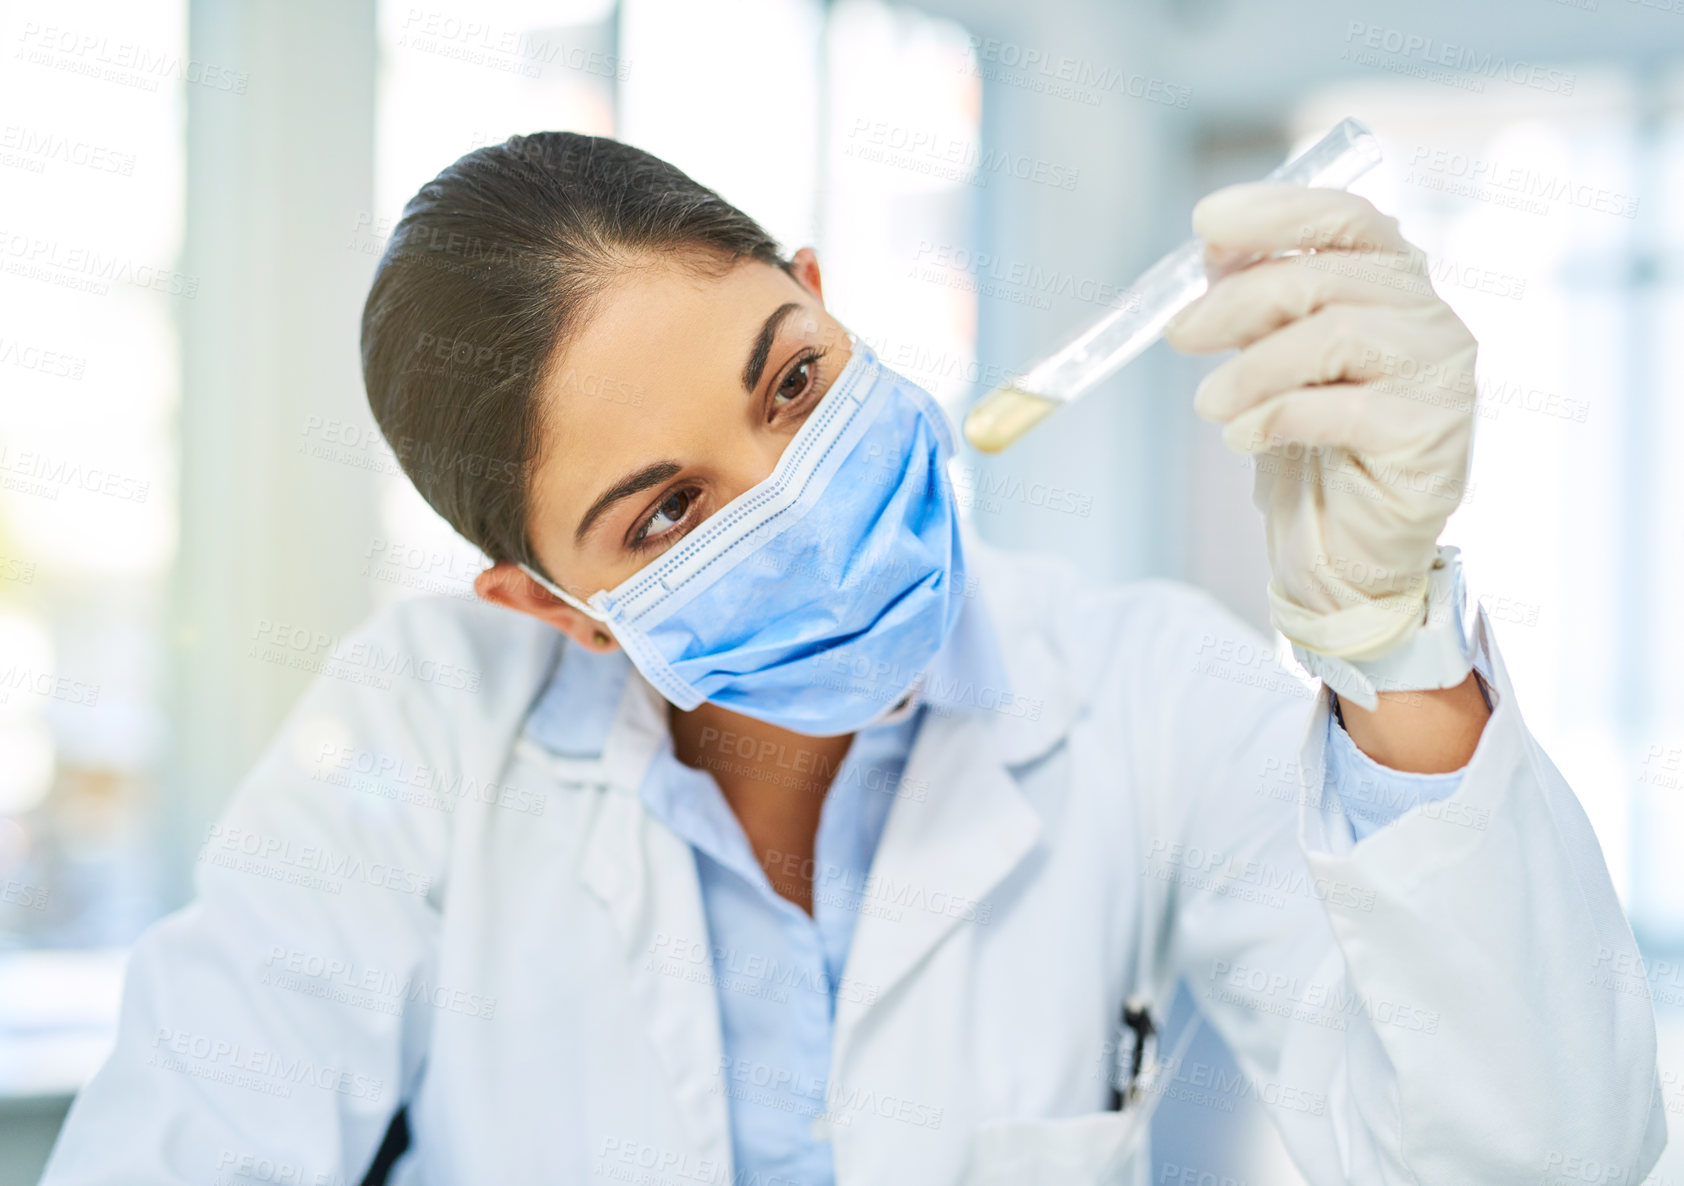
[{"xmin": 1165, "ymin": 182, "xmax": 1478, "ymax": 661}]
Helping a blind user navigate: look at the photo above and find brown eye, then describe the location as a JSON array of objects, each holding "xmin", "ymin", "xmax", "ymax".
[
  {"xmin": 774, "ymin": 357, "xmax": 813, "ymax": 406},
  {"xmin": 648, "ymin": 488, "xmax": 692, "ymax": 534},
  {"xmin": 630, "ymin": 485, "xmax": 700, "ymax": 554}
]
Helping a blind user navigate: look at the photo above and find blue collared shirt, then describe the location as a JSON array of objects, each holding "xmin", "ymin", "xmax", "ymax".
[{"xmin": 525, "ymin": 597, "xmax": 1464, "ymax": 1186}]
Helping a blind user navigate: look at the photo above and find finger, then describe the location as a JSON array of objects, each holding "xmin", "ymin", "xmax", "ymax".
[
  {"xmin": 1201, "ymin": 244, "xmax": 1264, "ymax": 284},
  {"xmin": 1220, "ymin": 361, "xmax": 1476, "ymax": 467},
  {"xmin": 1193, "ymin": 302, "xmax": 1471, "ymax": 423},
  {"xmin": 1191, "ymin": 182, "xmax": 1411, "ymax": 258},
  {"xmin": 1166, "ymin": 246, "xmax": 1431, "ymax": 355},
  {"xmin": 1220, "ymin": 385, "xmax": 1406, "ymax": 456}
]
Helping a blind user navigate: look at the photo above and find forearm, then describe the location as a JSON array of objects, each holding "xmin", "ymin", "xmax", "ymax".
[{"xmin": 1336, "ymin": 670, "xmax": 1490, "ymax": 774}]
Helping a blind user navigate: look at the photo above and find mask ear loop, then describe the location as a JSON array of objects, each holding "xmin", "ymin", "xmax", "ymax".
[{"xmin": 517, "ymin": 562, "xmax": 610, "ymax": 624}]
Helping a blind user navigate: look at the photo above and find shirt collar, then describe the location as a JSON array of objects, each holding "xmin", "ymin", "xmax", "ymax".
[
  {"xmin": 522, "ymin": 571, "xmax": 1012, "ymax": 759},
  {"xmin": 522, "ymin": 641, "xmax": 633, "ymax": 759}
]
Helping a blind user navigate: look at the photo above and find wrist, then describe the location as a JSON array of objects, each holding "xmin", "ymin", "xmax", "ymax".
[
  {"xmin": 1292, "ymin": 546, "xmax": 1474, "ymax": 711},
  {"xmin": 1335, "ymin": 669, "xmax": 1491, "ymax": 773}
]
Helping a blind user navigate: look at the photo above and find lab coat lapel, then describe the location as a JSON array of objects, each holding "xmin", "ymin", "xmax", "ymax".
[
  {"xmin": 569, "ymin": 674, "xmax": 735, "ymax": 1172},
  {"xmin": 834, "ymin": 544, "xmax": 1079, "ymax": 1046},
  {"xmin": 835, "ymin": 705, "xmax": 1045, "ymax": 1044}
]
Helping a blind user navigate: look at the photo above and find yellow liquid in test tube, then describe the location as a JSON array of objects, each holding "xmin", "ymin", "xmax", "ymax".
[{"xmin": 963, "ymin": 386, "xmax": 1061, "ymax": 455}]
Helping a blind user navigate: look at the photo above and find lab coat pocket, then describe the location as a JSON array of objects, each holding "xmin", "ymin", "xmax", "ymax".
[{"xmin": 962, "ymin": 1110, "xmax": 1148, "ymax": 1186}]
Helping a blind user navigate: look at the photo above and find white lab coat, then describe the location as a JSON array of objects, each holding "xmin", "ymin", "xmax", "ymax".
[{"xmin": 40, "ymin": 541, "xmax": 1666, "ymax": 1186}]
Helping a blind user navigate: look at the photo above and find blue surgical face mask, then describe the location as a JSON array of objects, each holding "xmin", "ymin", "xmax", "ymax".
[{"xmin": 520, "ymin": 338, "xmax": 967, "ymax": 737}]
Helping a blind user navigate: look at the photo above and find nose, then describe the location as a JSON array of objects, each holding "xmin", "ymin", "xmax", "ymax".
[{"xmin": 706, "ymin": 420, "xmax": 802, "ymax": 506}]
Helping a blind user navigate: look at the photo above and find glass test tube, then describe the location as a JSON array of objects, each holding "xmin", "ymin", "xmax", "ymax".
[{"xmin": 962, "ymin": 117, "xmax": 1384, "ymax": 454}]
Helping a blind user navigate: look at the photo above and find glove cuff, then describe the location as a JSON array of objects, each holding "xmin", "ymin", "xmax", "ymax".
[
  {"xmin": 1267, "ymin": 571, "xmax": 1432, "ymax": 661},
  {"xmin": 1285, "ymin": 548, "xmax": 1474, "ymax": 710}
]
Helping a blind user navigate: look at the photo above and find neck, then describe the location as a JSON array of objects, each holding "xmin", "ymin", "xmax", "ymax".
[{"xmin": 669, "ymin": 700, "xmax": 853, "ymax": 914}]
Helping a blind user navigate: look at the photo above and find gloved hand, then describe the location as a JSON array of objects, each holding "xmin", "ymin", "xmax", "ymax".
[{"xmin": 1165, "ymin": 182, "xmax": 1478, "ymax": 661}]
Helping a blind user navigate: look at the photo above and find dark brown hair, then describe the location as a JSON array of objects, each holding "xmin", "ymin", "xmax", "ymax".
[{"xmin": 360, "ymin": 132, "xmax": 785, "ymax": 575}]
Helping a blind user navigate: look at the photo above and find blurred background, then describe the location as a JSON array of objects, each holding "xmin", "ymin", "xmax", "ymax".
[{"xmin": 2, "ymin": 0, "xmax": 1682, "ymax": 1180}]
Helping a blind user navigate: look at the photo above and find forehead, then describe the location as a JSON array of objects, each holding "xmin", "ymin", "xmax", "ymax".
[
  {"xmin": 528, "ymin": 255, "xmax": 821, "ymax": 510},
  {"xmin": 555, "ymin": 254, "xmax": 804, "ymax": 394}
]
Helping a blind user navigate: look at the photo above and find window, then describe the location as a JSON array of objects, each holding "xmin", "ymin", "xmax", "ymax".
[{"xmin": 0, "ymin": 0, "xmax": 187, "ymax": 1094}]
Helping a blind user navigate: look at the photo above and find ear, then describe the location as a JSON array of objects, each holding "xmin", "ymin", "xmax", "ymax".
[
  {"xmin": 474, "ymin": 563, "xmax": 619, "ymax": 654},
  {"xmin": 788, "ymin": 247, "xmax": 824, "ymax": 301}
]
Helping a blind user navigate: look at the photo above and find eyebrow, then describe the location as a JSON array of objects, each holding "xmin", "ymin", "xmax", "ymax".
[
  {"xmin": 575, "ymin": 461, "xmax": 681, "ymax": 544},
  {"xmin": 573, "ymin": 303, "xmax": 807, "ymax": 547},
  {"xmin": 742, "ymin": 302, "xmax": 801, "ymax": 394}
]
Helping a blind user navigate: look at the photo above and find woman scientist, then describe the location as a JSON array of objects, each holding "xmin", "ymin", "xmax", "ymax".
[{"xmin": 42, "ymin": 133, "xmax": 1663, "ymax": 1185}]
